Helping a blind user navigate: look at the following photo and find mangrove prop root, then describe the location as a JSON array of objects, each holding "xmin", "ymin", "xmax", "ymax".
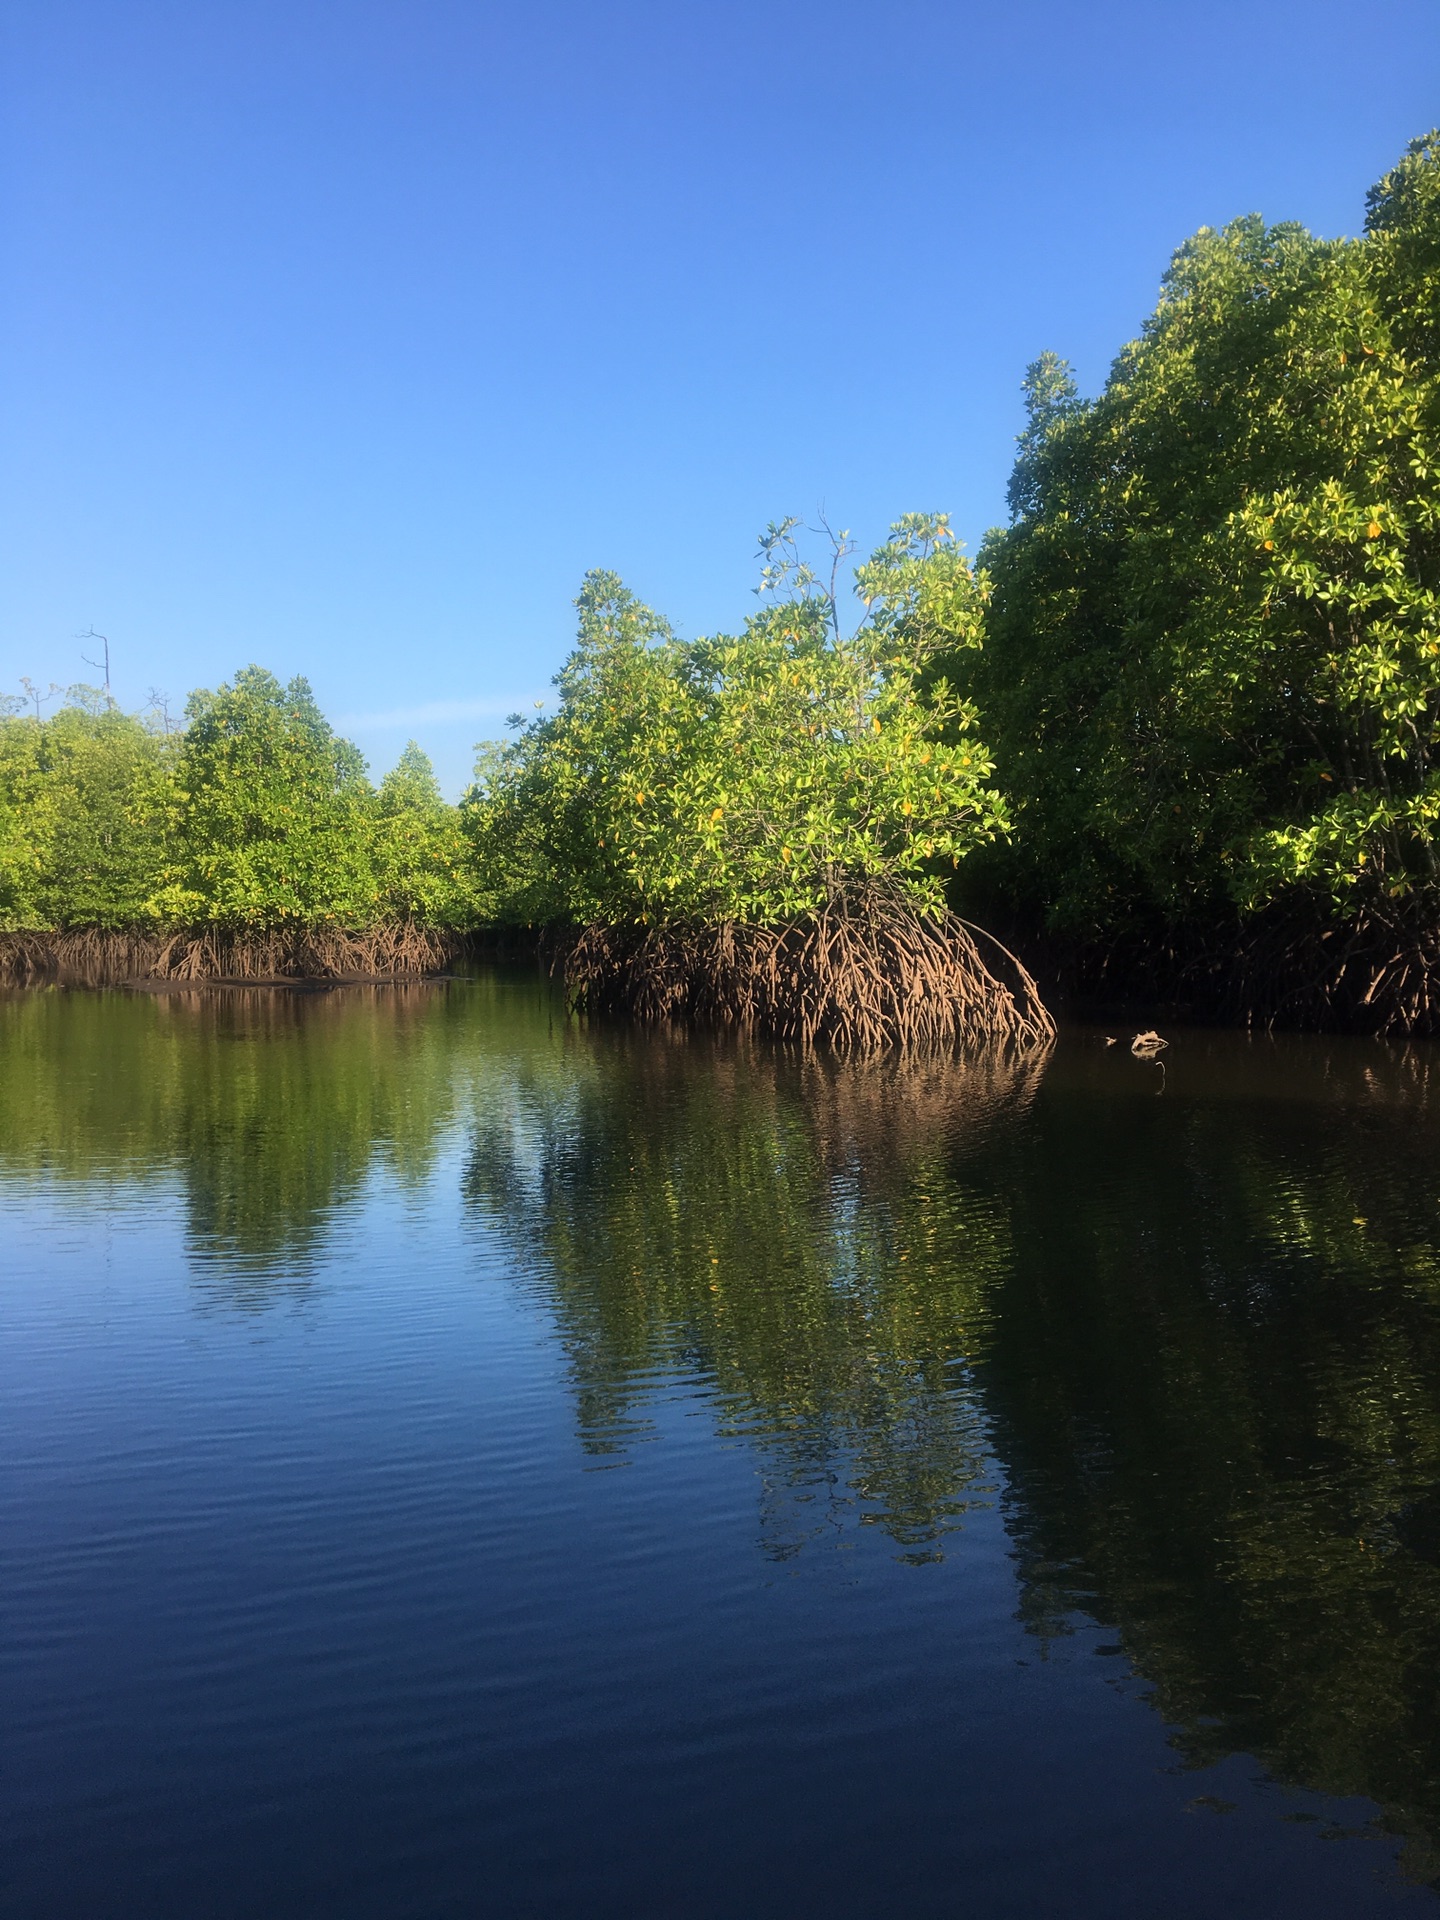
[
  {"xmin": 1045, "ymin": 893, "xmax": 1440, "ymax": 1037},
  {"xmin": 0, "ymin": 924, "xmax": 464, "ymax": 988},
  {"xmin": 561, "ymin": 886, "xmax": 1055, "ymax": 1054}
]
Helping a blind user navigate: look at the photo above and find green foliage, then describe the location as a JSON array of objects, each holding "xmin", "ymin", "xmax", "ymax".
[
  {"xmin": 467, "ymin": 516, "xmax": 1009, "ymax": 927},
  {"xmin": 0, "ymin": 714, "xmax": 47, "ymax": 926},
  {"xmin": 967, "ymin": 131, "xmax": 1440, "ymax": 947},
  {"xmin": 374, "ymin": 741, "xmax": 485, "ymax": 927},
  {"xmin": 0, "ymin": 669, "xmax": 476, "ymax": 935},
  {"xmin": 152, "ymin": 666, "xmax": 380, "ymax": 928},
  {"xmin": 0, "ymin": 695, "xmax": 171, "ymax": 929},
  {"xmin": 1005, "ymin": 350, "xmax": 1083, "ymax": 521}
]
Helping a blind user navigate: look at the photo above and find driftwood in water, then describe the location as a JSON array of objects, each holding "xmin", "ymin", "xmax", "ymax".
[
  {"xmin": 562, "ymin": 884, "xmax": 1054, "ymax": 1054},
  {"xmin": 0, "ymin": 924, "xmax": 464, "ymax": 988}
]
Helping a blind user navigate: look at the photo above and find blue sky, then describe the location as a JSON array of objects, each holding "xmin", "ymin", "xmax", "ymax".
[{"xmin": 4, "ymin": 0, "xmax": 1437, "ymax": 794}]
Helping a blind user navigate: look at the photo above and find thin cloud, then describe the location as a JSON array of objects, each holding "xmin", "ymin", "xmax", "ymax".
[{"xmin": 333, "ymin": 696, "xmax": 547, "ymax": 731}]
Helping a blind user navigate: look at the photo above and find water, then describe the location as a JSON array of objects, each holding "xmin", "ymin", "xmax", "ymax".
[{"xmin": 4, "ymin": 972, "xmax": 1440, "ymax": 1917}]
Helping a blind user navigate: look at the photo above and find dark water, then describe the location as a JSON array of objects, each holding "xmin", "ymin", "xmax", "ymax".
[{"xmin": 5, "ymin": 975, "xmax": 1440, "ymax": 1917}]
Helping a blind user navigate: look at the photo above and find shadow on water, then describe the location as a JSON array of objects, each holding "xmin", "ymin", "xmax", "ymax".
[
  {"xmin": 982, "ymin": 1034, "xmax": 1440, "ymax": 1886},
  {"xmin": 8, "ymin": 975, "xmax": 1440, "ymax": 1883}
]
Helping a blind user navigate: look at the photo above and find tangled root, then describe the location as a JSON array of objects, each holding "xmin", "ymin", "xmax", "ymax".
[
  {"xmin": 562, "ymin": 884, "xmax": 1054, "ymax": 1054},
  {"xmin": 1249, "ymin": 902, "xmax": 1440, "ymax": 1035},
  {"xmin": 1054, "ymin": 892, "xmax": 1440, "ymax": 1036},
  {"xmin": 0, "ymin": 923, "xmax": 464, "ymax": 987}
]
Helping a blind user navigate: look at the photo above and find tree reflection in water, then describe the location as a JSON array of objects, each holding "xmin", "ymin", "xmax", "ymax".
[
  {"xmin": 981, "ymin": 1039, "xmax": 1440, "ymax": 1884},
  {"xmin": 463, "ymin": 1032, "xmax": 1044, "ymax": 1559},
  {"xmin": 0, "ymin": 978, "xmax": 487, "ymax": 1298},
  {"xmin": 462, "ymin": 1020, "xmax": 1440, "ymax": 1883},
  {"xmin": 10, "ymin": 979, "xmax": 1440, "ymax": 1877}
]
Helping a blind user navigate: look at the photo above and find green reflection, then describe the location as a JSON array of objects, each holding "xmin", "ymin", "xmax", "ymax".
[
  {"xmin": 980, "ymin": 1040, "xmax": 1440, "ymax": 1883},
  {"xmin": 0, "ymin": 973, "xmax": 554, "ymax": 1287},
  {"xmin": 461, "ymin": 1017, "xmax": 1440, "ymax": 1875},
  {"xmin": 463, "ymin": 1033, "xmax": 1039, "ymax": 1556}
]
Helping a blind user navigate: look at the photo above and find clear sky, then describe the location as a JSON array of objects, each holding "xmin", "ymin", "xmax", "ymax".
[{"xmin": 4, "ymin": 0, "xmax": 1438, "ymax": 793}]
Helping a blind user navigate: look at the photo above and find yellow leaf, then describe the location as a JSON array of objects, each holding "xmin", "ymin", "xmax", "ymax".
[{"xmin": 1366, "ymin": 521, "xmax": 1382, "ymax": 539}]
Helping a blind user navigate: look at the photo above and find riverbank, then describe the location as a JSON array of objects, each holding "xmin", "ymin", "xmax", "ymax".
[
  {"xmin": 0, "ymin": 925, "xmax": 465, "ymax": 988},
  {"xmin": 9, "ymin": 906, "xmax": 1438, "ymax": 1042}
]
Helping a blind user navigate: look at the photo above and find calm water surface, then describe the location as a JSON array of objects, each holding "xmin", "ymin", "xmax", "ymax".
[{"xmin": 5, "ymin": 972, "xmax": 1440, "ymax": 1917}]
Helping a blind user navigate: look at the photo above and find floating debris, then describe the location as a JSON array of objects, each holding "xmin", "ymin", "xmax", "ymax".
[{"xmin": 1131, "ymin": 1030, "xmax": 1169, "ymax": 1058}]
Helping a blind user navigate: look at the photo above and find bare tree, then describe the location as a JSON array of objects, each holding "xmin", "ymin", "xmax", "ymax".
[
  {"xmin": 77, "ymin": 628, "xmax": 113, "ymax": 703},
  {"xmin": 19, "ymin": 676, "xmax": 63, "ymax": 721}
]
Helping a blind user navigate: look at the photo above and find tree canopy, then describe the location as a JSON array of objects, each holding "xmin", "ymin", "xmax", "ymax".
[
  {"xmin": 963, "ymin": 131, "xmax": 1440, "ymax": 977},
  {"xmin": 0, "ymin": 672, "xmax": 474, "ymax": 936},
  {"xmin": 0, "ymin": 696, "xmax": 169, "ymax": 929},
  {"xmin": 465, "ymin": 514, "xmax": 1009, "ymax": 928}
]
